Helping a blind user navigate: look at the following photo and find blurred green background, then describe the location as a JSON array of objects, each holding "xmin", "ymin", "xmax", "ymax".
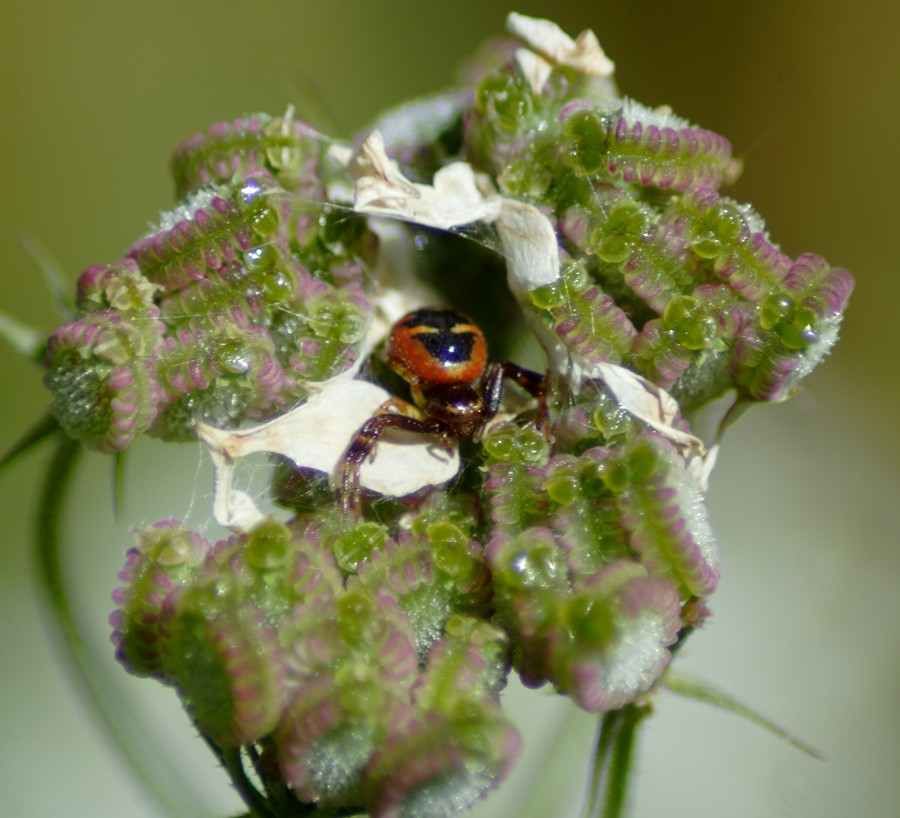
[{"xmin": 1, "ymin": 1, "xmax": 897, "ymax": 816}]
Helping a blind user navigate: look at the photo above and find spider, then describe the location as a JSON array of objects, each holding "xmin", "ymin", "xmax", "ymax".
[{"xmin": 339, "ymin": 306, "xmax": 548, "ymax": 513}]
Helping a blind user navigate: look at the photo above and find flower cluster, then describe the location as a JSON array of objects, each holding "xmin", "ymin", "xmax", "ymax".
[
  {"xmin": 44, "ymin": 112, "xmax": 373, "ymax": 452},
  {"xmin": 464, "ymin": 59, "xmax": 852, "ymax": 409},
  {"xmin": 40, "ymin": 13, "xmax": 853, "ymax": 818},
  {"xmin": 111, "ymin": 516, "xmax": 516, "ymax": 815}
]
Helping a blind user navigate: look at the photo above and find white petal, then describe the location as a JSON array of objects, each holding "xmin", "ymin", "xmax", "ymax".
[
  {"xmin": 506, "ymin": 13, "xmax": 615, "ymax": 78},
  {"xmin": 587, "ymin": 361, "xmax": 705, "ymax": 455},
  {"xmin": 198, "ymin": 379, "xmax": 460, "ymax": 531},
  {"xmin": 514, "ymin": 48, "xmax": 554, "ymax": 97},
  {"xmin": 352, "ymin": 131, "xmax": 501, "ymax": 230},
  {"xmin": 349, "ymin": 132, "xmax": 561, "ymax": 296},
  {"xmin": 496, "ymin": 198, "xmax": 561, "ymax": 292}
]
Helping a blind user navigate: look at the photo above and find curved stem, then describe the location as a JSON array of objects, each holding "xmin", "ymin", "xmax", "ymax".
[
  {"xmin": 34, "ymin": 436, "xmax": 210, "ymax": 817},
  {"xmin": 0, "ymin": 412, "xmax": 58, "ymax": 471}
]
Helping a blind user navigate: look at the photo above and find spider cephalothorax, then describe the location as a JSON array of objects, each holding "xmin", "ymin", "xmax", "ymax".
[{"xmin": 340, "ymin": 307, "xmax": 548, "ymax": 512}]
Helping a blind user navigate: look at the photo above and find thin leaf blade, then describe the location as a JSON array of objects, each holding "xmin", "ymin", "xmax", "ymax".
[{"xmin": 662, "ymin": 669, "xmax": 824, "ymax": 760}]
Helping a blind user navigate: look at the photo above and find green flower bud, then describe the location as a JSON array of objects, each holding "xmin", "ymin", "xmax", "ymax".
[
  {"xmin": 333, "ymin": 522, "xmax": 388, "ymax": 573},
  {"xmin": 476, "ymin": 71, "xmax": 534, "ymax": 132},
  {"xmin": 563, "ymin": 109, "xmax": 608, "ymax": 175},
  {"xmin": 161, "ymin": 578, "xmax": 287, "ymax": 747}
]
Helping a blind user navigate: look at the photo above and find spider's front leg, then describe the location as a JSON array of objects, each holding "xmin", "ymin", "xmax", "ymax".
[
  {"xmin": 483, "ymin": 362, "xmax": 551, "ymax": 439},
  {"xmin": 339, "ymin": 406, "xmax": 450, "ymax": 515}
]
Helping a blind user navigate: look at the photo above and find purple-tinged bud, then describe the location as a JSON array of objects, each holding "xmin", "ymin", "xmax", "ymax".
[
  {"xmin": 552, "ymin": 562, "xmax": 682, "ymax": 712},
  {"xmin": 487, "ymin": 528, "xmax": 568, "ymax": 595},
  {"xmin": 546, "ymin": 449, "xmax": 632, "ymax": 575},
  {"xmin": 363, "ymin": 702, "xmax": 521, "ymax": 818},
  {"xmin": 614, "ymin": 435, "xmax": 720, "ymax": 598},
  {"xmin": 158, "ymin": 239, "xmax": 305, "ymax": 325},
  {"xmin": 604, "ymin": 103, "xmax": 740, "ymax": 193},
  {"xmin": 783, "ymin": 253, "xmax": 854, "ymax": 319},
  {"xmin": 714, "ymin": 230, "xmax": 791, "ymax": 302},
  {"xmin": 481, "ymin": 424, "xmax": 551, "ymax": 539},
  {"xmin": 75, "ymin": 258, "xmax": 159, "ymax": 315},
  {"xmin": 467, "ymin": 68, "xmax": 537, "ymax": 169},
  {"xmin": 558, "ymin": 204, "xmax": 596, "ymax": 251},
  {"xmin": 424, "ymin": 521, "xmax": 493, "ymax": 617},
  {"xmin": 529, "ymin": 263, "xmax": 637, "ymax": 365},
  {"xmin": 731, "ymin": 323, "xmax": 801, "ymax": 402},
  {"xmin": 110, "ymin": 521, "xmax": 211, "ymax": 680},
  {"xmin": 283, "ymin": 587, "xmax": 418, "ymax": 691},
  {"xmin": 620, "ymin": 220, "xmax": 694, "ymax": 314},
  {"xmin": 415, "ymin": 615, "xmax": 511, "ymax": 708},
  {"xmin": 170, "ymin": 113, "xmax": 326, "ymax": 199},
  {"xmin": 207, "ymin": 518, "xmax": 343, "ymax": 627},
  {"xmin": 151, "ymin": 322, "xmax": 293, "ymax": 438},
  {"xmin": 283, "ymin": 596, "xmax": 348, "ymax": 678},
  {"xmin": 487, "ymin": 528, "xmax": 569, "ymax": 687},
  {"xmin": 692, "ymin": 283, "xmax": 750, "ymax": 340},
  {"xmin": 331, "ymin": 520, "xmax": 390, "ymax": 574},
  {"xmin": 43, "ymin": 310, "xmax": 165, "ymax": 452},
  {"xmin": 631, "ymin": 283, "xmax": 753, "ymax": 408},
  {"xmin": 731, "ymin": 254, "xmax": 852, "ymax": 402},
  {"xmin": 128, "ymin": 175, "xmax": 290, "ymax": 299},
  {"xmin": 159, "ymin": 577, "xmax": 288, "ymax": 747},
  {"xmin": 276, "ymin": 671, "xmax": 408, "ymax": 807},
  {"xmin": 353, "ymin": 533, "xmax": 457, "ymax": 659},
  {"xmin": 673, "ymin": 188, "xmax": 791, "ymax": 302},
  {"xmin": 631, "ymin": 319, "xmax": 693, "ymax": 391},
  {"xmin": 551, "ymin": 387, "xmax": 633, "ymax": 450},
  {"xmin": 286, "ymin": 289, "xmax": 368, "ymax": 382}
]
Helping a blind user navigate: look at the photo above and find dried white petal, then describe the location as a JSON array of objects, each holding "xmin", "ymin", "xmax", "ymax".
[
  {"xmin": 513, "ymin": 47, "xmax": 554, "ymax": 97},
  {"xmin": 588, "ymin": 361, "xmax": 705, "ymax": 455},
  {"xmin": 198, "ymin": 379, "xmax": 460, "ymax": 531},
  {"xmin": 687, "ymin": 442, "xmax": 719, "ymax": 495},
  {"xmin": 352, "ymin": 131, "xmax": 501, "ymax": 230},
  {"xmin": 203, "ymin": 437, "xmax": 268, "ymax": 531},
  {"xmin": 327, "ymin": 142, "xmax": 354, "ymax": 168},
  {"xmin": 350, "ymin": 132, "xmax": 560, "ymax": 298},
  {"xmin": 496, "ymin": 198, "xmax": 561, "ymax": 292},
  {"xmin": 506, "ymin": 13, "xmax": 615, "ymax": 79}
]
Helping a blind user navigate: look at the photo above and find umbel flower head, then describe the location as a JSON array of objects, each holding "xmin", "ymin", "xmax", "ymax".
[{"xmin": 30, "ymin": 12, "xmax": 853, "ymax": 818}]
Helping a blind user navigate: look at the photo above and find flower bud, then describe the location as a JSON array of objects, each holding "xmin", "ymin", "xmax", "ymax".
[
  {"xmin": 110, "ymin": 521, "xmax": 211, "ymax": 679},
  {"xmin": 159, "ymin": 577, "xmax": 288, "ymax": 747}
]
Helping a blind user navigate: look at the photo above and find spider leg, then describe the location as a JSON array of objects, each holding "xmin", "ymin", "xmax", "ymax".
[
  {"xmin": 363, "ymin": 398, "xmax": 415, "ymax": 464},
  {"xmin": 484, "ymin": 362, "xmax": 551, "ymax": 439},
  {"xmin": 339, "ymin": 411, "xmax": 450, "ymax": 515}
]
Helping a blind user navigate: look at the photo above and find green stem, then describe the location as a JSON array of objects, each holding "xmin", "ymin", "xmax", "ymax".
[
  {"xmin": 586, "ymin": 711, "xmax": 619, "ymax": 816},
  {"xmin": 33, "ymin": 435, "xmax": 210, "ymax": 817},
  {"xmin": 517, "ymin": 703, "xmax": 597, "ymax": 818},
  {"xmin": 220, "ymin": 746, "xmax": 276, "ymax": 817},
  {"xmin": 0, "ymin": 412, "xmax": 58, "ymax": 471},
  {"xmin": 253, "ymin": 739, "xmax": 305, "ymax": 816},
  {"xmin": 583, "ymin": 703, "xmax": 652, "ymax": 818}
]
